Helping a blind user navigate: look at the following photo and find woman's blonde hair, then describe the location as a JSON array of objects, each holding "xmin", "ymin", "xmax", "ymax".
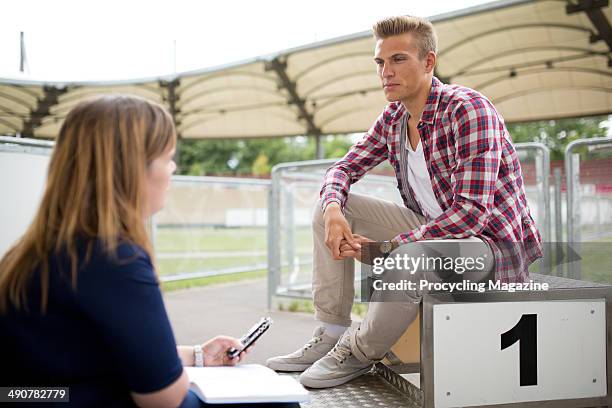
[{"xmin": 0, "ymin": 94, "xmax": 176, "ymax": 313}]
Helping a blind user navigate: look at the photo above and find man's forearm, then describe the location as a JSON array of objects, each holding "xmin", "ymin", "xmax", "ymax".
[
  {"xmin": 394, "ymin": 196, "xmax": 490, "ymax": 243},
  {"xmin": 320, "ymin": 168, "xmax": 351, "ymax": 212},
  {"xmin": 322, "ymin": 200, "xmax": 341, "ymax": 214}
]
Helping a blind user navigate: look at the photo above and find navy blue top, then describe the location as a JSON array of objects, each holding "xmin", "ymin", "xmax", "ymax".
[{"xmin": 0, "ymin": 241, "xmax": 184, "ymax": 407}]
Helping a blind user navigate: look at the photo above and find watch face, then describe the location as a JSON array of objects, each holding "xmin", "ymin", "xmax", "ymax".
[{"xmin": 380, "ymin": 241, "xmax": 392, "ymax": 254}]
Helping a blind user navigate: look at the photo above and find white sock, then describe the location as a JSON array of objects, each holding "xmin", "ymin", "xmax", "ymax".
[{"xmin": 322, "ymin": 322, "xmax": 349, "ymax": 339}]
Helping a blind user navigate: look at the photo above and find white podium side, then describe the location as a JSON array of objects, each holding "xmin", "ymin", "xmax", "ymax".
[{"xmin": 421, "ymin": 286, "xmax": 612, "ymax": 408}]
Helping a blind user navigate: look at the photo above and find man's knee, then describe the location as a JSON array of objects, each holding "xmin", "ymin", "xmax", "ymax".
[
  {"xmin": 391, "ymin": 239, "xmax": 492, "ymax": 282},
  {"xmin": 343, "ymin": 193, "xmax": 368, "ymax": 217},
  {"xmin": 314, "ymin": 193, "xmax": 367, "ymax": 226},
  {"xmin": 312, "ymin": 199, "xmax": 325, "ymax": 228}
]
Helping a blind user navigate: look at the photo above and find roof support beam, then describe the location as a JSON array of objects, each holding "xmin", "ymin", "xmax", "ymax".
[
  {"xmin": 265, "ymin": 57, "xmax": 324, "ymax": 158},
  {"xmin": 160, "ymin": 79, "xmax": 181, "ymax": 132},
  {"xmin": 21, "ymin": 85, "xmax": 67, "ymax": 137},
  {"xmin": 160, "ymin": 78, "xmax": 182, "ymax": 164},
  {"xmin": 315, "ymin": 135, "xmax": 324, "ymax": 160},
  {"xmin": 567, "ymin": 0, "xmax": 612, "ymax": 51}
]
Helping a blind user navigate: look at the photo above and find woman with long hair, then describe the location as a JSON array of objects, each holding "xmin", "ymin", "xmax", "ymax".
[{"xmin": 0, "ymin": 95, "xmax": 296, "ymax": 408}]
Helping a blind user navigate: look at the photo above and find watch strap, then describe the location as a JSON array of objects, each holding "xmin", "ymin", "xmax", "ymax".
[{"xmin": 194, "ymin": 344, "xmax": 204, "ymax": 367}]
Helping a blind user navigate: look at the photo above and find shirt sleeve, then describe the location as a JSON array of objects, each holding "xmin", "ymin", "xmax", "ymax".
[
  {"xmin": 393, "ymin": 98, "xmax": 502, "ymax": 243},
  {"xmin": 319, "ymin": 110, "xmax": 389, "ymax": 212},
  {"xmin": 76, "ymin": 243, "xmax": 183, "ymax": 394}
]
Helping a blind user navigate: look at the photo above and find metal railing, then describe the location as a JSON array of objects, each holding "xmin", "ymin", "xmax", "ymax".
[
  {"xmin": 565, "ymin": 136, "xmax": 612, "ymax": 279},
  {"xmin": 515, "ymin": 143, "xmax": 552, "ymax": 275},
  {"xmin": 267, "ymin": 143, "xmax": 553, "ymax": 305},
  {"xmin": 0, "ymin": 136, "xmax": 54, "ymax": 154},
  {"xmin": 0, "ymin": 137, "xmax": 275, "ymax": 282},
  {"xmin": 3, "ymin": 135, "xmax": 611, "ymax": 290},
  {"xmin": 515, "ymin": 143, "xmax": 550, "ymax": 243},
  {"xmin": 267, "ymin": 159, "xmax": 401, "ymax": 307},
  {"xmin": 152, "ymin": 175, "xmax": 272, "ymax": 283},
  {"xmin": 268, "ymin": 159, "xmax": 336, "ymax": 308}
]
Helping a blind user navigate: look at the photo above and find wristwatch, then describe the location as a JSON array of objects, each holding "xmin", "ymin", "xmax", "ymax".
[
  {"xmin": 380, "ymin": 240, "xmax": 398, "ymax": 257},
  {"xmin": 194, "ymin": 344, "xmax": 204, "ymax": 367},
  {"xmin": 361, "ymin": 240, "xmax": 398, "ymax": 265}
]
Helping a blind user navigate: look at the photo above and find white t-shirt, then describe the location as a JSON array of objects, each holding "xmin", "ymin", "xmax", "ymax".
[{"xmin": 406, "ymin": 140, "xmax": 444, "ymax": 220}]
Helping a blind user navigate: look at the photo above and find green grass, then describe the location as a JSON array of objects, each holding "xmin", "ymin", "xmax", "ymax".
[
  {"xmin": 161, "ymin": 269, "xmax": 267, "ymax": 292},
  {"xmin": 154, "ymin": 225, "xmax": 312, "ymax": 277},
  {"xmin": 576, "ymin": 241, "xmax": 612, "ymax": 284},
  {"xmin": 156, "ymin": 226, "xmax": 612, "ymax": 300},
  {"xmin": 530, "ymin": 238, "xmax": 612, "ymax": 284},
  {"xmin": 154, "ymin": 226, "xmax": 312, "ymax": 253},
  {"xmin": 157, "ymin": 256, "xmax": 266, "ymax": 276},
  {"xmin": 155, "ymin": 227, "xmax": 268, "ymax": 252}
]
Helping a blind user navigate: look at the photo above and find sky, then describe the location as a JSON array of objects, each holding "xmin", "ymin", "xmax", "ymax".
[{"xmin": 0, "ymin": 0, "xmax": 493, "ymax": 82}]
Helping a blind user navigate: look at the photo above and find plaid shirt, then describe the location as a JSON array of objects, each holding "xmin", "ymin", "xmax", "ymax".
[{"xmin": 320, "ymin": 76, "xmax": 542, "ymax": 284}]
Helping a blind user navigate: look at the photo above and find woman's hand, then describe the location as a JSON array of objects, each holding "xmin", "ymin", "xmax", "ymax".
[{"xmin": 202, "ymin": 336, "xmax": 247, "ymax": 366}]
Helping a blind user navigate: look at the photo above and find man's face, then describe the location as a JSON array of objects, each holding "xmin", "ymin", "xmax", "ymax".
[{"xmin": 374, "ymin": 33, "xmax": 433, "ymax": 103}]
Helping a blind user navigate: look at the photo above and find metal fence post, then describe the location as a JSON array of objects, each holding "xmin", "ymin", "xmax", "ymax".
[
  {"xmin": 268, "ymin": 159, "xmax": 340, "ymax": 302},
  {"xmin": 266, "ymin": 182, "xmax": 275, "ymax": 310},
  {"xmin": 148, "ymin": 215, "xmax": 157, "ymax": 252},
  {"xmin": 284, "ymin": 183, "xmax": 295, "ymax": 281},
  {"xmin": 515, "ymin": 143, "xmax": 551, "ymax": 274},
  {"xmin": 565, "ymin": 137, "xmax": 612, "ymax": 279},
  {"xmin": 553, "ymin": 168, "xmax": 563, "ymax": 277},
  {"xmin": 563, "ymin": 151, "xmax": 582, "ymax": 280},
  {"xmin": 515, "ymin": 143, "xmax": 551, "ymax": 244},
  {"xmin": 268, "ymin": 167, "xmax": 283, "ymax": 310}
]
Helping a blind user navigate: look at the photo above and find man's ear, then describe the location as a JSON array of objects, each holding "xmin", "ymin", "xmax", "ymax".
[{"xmin": 424, "ymin": 51, "xmax": 436, "ymax": 73}]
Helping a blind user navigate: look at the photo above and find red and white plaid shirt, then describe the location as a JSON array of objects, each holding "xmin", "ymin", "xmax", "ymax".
[{"xmin": 320, "ymin": 76, "xmax": 542, "ymax": 284}]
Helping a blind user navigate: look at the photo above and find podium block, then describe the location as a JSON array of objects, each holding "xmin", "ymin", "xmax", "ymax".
[{"xmin": 419, "ymin": 285, "xmax": 612, "ymax": 408}]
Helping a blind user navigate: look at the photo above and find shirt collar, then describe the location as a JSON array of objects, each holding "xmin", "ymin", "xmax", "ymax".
[{"xmin": 419, "ymin": 76, "xmax": 442, "ymax": 125}]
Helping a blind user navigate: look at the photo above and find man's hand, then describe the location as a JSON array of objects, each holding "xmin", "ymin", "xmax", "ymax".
[
  {"xmin": 324, "ymin": 203, "xmax": 361, "ymax": 260},
  {"xmin": 202, "ymin": 336, "xmax": 248, "ymax": 366},
  {"xmin": 339, "ymin": 234, "xmax": 374, "ymax": 262}
]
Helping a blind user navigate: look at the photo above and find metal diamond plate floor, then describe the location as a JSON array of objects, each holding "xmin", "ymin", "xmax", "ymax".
[{"xmin": 284, "ymin": 365, "xmax": 422, "ymax": 408}]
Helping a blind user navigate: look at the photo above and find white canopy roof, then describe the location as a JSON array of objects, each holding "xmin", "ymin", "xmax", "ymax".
[{"xmin": 0, "ymin": 0, "xmax": 610, "ymax": 139}]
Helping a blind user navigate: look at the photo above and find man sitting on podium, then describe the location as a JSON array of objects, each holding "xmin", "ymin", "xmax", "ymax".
[{"xmin": 267, "ymin": 15, "xmax": 542, "ymax": 388}]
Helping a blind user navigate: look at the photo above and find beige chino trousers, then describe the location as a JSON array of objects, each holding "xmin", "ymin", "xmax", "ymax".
[{"xmin": 312, "ymin": 193, "xmax": 494, "ymax": 362}]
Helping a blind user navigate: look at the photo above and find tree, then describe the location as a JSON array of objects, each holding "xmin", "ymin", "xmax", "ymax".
[
  {"xmin": 506, "ymin": 115, "xmax": 609, "ymax": 160},
  {"xmin": 177, "ymin": 139, "xmax": 240, "ymax": 175},
  {"xmin": 175, "ymin": 115, "xmax": 610, "ymax": 176},
  {"xmin": 251, "ymin": 153, "xmax": 271, "ymax": 176},
  {"xmin": 177, "ymin": 135, "xmax": 353, "ymax": 176}
]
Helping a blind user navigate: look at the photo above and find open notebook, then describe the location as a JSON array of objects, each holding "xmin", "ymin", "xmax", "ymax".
[{"xmin": 185, "ymin": 364, "xmax": 311, "ymax": 404}]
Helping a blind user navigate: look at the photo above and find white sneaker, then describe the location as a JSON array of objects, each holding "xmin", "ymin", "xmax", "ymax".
[
  {"xmin": 266, "ymin": 326, "xmax": 338, "ymax": 372},
  {"xmin": 298, "ymin": 332, "xmax": 374, "ymax": 388}
]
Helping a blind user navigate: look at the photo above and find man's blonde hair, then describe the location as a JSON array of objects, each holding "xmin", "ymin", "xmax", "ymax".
[{"xmin": 373, "ymin": 16, "xmax": 438, "ymax": 59}]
